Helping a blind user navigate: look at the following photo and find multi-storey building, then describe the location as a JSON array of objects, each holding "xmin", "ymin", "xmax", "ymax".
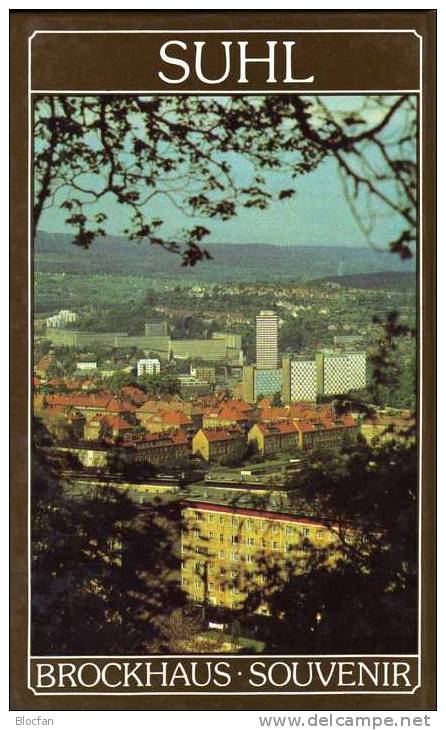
[
  {"xmin": 181, "ymin": 501, "xmax": 347, "ymax": 611},
  {"xmin": 142, "ymin": 409, "xmax": 195, "ymax": 438},
  {"xmin": 315, "ymin": 350, "xmax": 367, "ymax": 396},
  {"xmin": 76, "ymin": 361, "xmax": 98, "ymax": 371},
  {"xmin": 192, "ymin": 428, "xmax": 245, "ymax": 462},
  {"xmin": 45, "ymin": 392, "xmax": 138, "ymax": 419},
  {"xmin": 178, "ymin": 376, "xmax": 212, "ymax": 398},
  {"xmin": 171, "ymin": 339, "xmax": 240, "ymax": 363},
  {"xmin": 137, "ymin": 358, "xmax": 161, "ymax": 376},
  {"xmin": 256, "ymin": 311, "xmax": 278, "ymax": 369},
  {"xmin": 45, "ymin": 309, "xmax": 78, "ymax": 328},
  {"xmin": 294, "ymin": 416, "xmax": 359, "ymax": 451},
  {"xmin": 247, "ymin": 422, "xmax": 299, "ymax": 456},
  {"xmin": 212, "ymin": 332, "xmax": 243, "ymax": 350},
  {"xmin": 55, "ymin": 430, "xmax": 190, "ymax": 468},
  {"xmin": 190, "ymin": 366, "xmax": 216, "ymax": 384},
  {"xmin": 243, "ymin": 365, "xmax": 283, "ymax": 404},
  {"xmin": 282, "ymin": 355, "xmax": 317, "ymax": 404},
  {"xmin": 203, "ymin": 402, "xmax": 253, "ymax": 433}
]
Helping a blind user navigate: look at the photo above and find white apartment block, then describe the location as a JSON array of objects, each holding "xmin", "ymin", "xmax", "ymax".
[
  {"xmin": 256, "ymin": 310, "xmax": 278, "ymax": 369},
  {"xmin": 137, "ymin": 358, "xmax": 161, "ymax": 376},
  {"xmin": 46, "ymin": 309, "xmax": 78, "ymax": 328},
  {"xmin": 291, "ymin": 359, "xmax": 317, "ymax": 401},
  {"xmin": 316, "ymin": 350, "xmax": 367, "ymax": 396}
]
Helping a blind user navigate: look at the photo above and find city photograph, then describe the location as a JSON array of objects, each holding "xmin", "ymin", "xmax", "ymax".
[{"xmin": 31, "ymin": 93, "xmax": 417, "ymax": 657}]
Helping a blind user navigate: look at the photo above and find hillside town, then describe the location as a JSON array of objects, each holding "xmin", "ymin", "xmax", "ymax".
[{"xmin": 33, "ymin": 301, "xmax": 414, "ymax": 635}]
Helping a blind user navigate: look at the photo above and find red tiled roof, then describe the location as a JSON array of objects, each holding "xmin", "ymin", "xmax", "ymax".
[
  {"xmin": 260, "ymin": 407, "xmax": 288, "ymax": 422},
  {"xmin": 162, "ymin": 410, "xmax": 192, "ymax": 426},
  {"xmin": 294, "ymin": 416, "xmax": 358, "ymax": 433},
  {"xmin": 120, "ymin": 385, "xmax": 147, "ymax": 404},
  {"xmin": 288, "ymin": 403, "xmax": 332, "ymax": 419},
  {"xmin": 47, "ymin": 392, "xmax": 112, "ymax": 409},
  {"xmin": 105, "ymin": 397, "xmax": 137, "ymax": 413},
  {"xmin": 183, "ymin": 501, "xmax": 337, "ymax": 529},
  {"xmin": 102, "ymin": 415, "xmax": 133, "ymax": 431},
  {"xmin": 254, "ymin": 421, "xmax": 298, "ymax": 437},
  {"xmin": 230, "ymin": 399, "xmax": 253, "ymax": 413},
  {"xmin": 275, "ymin": 422, "xmax": 299, "ymax": 434},
  {"xmin": 198, "ymin": 429, "xmax": 243, "ymax": 443},
  {"xmin": 218, "ymin": 405, "xmax": 249, "ymax": 421}
]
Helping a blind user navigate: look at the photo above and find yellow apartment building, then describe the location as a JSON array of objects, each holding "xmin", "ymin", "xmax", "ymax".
[
  {"xmin": 181, "ymin": 500, "xmax": 349, "ymax": 612},
  {"xmin": 192, "ymin": 428, "xmax": 245, "ymax": 462}
]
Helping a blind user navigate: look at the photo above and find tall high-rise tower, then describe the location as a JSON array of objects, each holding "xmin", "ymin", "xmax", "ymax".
[{"xmin": 256, "ymin": 310, "xmax": 278, "ymax": 369}]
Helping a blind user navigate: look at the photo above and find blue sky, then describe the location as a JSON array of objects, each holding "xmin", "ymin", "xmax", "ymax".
[{"xmin": 38, "ymin": 95, "xmax": 415, "ymax": 249}]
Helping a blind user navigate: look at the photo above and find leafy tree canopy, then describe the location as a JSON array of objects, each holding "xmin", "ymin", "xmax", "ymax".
[{"xmin": 34, "ymin": 95, "xmax": 416, "ymax": 263}]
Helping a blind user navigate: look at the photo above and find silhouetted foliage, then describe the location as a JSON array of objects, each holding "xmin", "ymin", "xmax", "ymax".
[
  {"xmin": 32, "ymin": 419, "xmax": 186, "ymax": 654},
  {"xmin": 238, "ymin": 437, "xmax": 417, "ymax": 653},
  {"xmin": 34, "ymin": 95, "xmax": 416, "ymax": 262}
]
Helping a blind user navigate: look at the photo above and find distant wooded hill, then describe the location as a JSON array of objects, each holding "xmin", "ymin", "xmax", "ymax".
[
  {"xmin": 310, "ymin": 271, "xmax": 416, "ymax": 291},
  {"xmin": 35, "ymin": 232, "xmax": 415, "ymax": 283}
]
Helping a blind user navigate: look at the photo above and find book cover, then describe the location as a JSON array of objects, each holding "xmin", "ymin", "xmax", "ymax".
[{"xmin": 10, "ymin": 10, "xmax": 436, "ymax": 711}]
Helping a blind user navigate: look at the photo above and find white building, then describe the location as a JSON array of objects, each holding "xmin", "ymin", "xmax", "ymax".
[
  {"xmin": 316, "ymin": 350, "xmax": 367, "ymax": 396},
  {"xmin": 256, "ymin": 310, "xmax": 278, "ymax": 369},
  {"xmin": 137, "ymin": 358, "xmax": 161, "ymax": 376},
  {"xmin": 281, "ymin": 356, "xmax": 317, "ymax": 403},
  {"xmin": 46, "ymin": 309, "xmax": 78, "ymax": 328},
  {"xmin": 76, "ymin": 361, "xmax": 97, "ymax": 371}
]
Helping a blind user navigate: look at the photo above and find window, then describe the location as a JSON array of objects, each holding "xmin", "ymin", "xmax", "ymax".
[
  {"xmin": 208, "ymin": 531, "xmax": 215, "ymax": 540},
  {"xmin": 209, "ymin": 514, "xmax": 214, "ymax": 523},
  {"xmin": 231, "ymin": 551, "xmax": 239, "ymax": 561},
  {"xmin": 231, "ymin": 587, "xmax": 239, "ymax": 595},
  {"xmin": 246, "ymin": 519, "xmax": 253, "ymax": 530},
  {"xmin": 300, "ymin": 527, "xmax": 310, "ymax": 537},
  {"xmin": 219, "ymin": 585, "xmax": 225, "ymax": 593},
  {"xmin": 261, "ymin": 539, "xmax": 267, "ymax": 548},
  {"xmin": 231, "ymin": 516, "xmax": 238, "ymax": 527},
  {"xmin": 345, "ymin": 530, "xmax": 355, "ymax": 545},
  {"xmin": 194, "ymin": 580, "xmax": 201, "ymax": 589},
  {"xmin": 272, "ymin": 541, "xmax": 279, "ymax": 550},
  {"xmin": 219, "ymin": 533, "xmax": 224, "ymax": 542},
  {"xmin": 193, "ymin": 529, "xmax": 200, "ymax": 539},
  {"xmin": 316, "ymin": 530, "xmax": 324, "ymax": 540},
  {"xmin": 231, "ymin": 535, "xmax": 239, "ymax": 544},
  {"xmin": 261, "ymin": 521, "xmax": 268, "ymax": 531},
  {"xmin": 219, "ymin": 516, "xmax": 225, "ymax": 525},
  {"xmin": 195, "ymin": 546, "xmax": 200, "ymax": 554},
  {"xmin": 231, "ymin": 570, "xmax": 239, "ymax": 578},
  {"xmin": 246, "ymin": 554, "xmax": 254, "ymax": 563},
  {"xmin": 272, "ymin": 524, "xmax": 279, "ymax": 533},
  {"xmin": 246, "ymin": 537, "xmax": 255, "ymax": 546},
  {"xmin": 219, "ymin": 550, "xmax": 225, "ymax": 559},
  {"xmin": 286, "ymin": 525, "xmax": 294, "ymax": 534}
]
